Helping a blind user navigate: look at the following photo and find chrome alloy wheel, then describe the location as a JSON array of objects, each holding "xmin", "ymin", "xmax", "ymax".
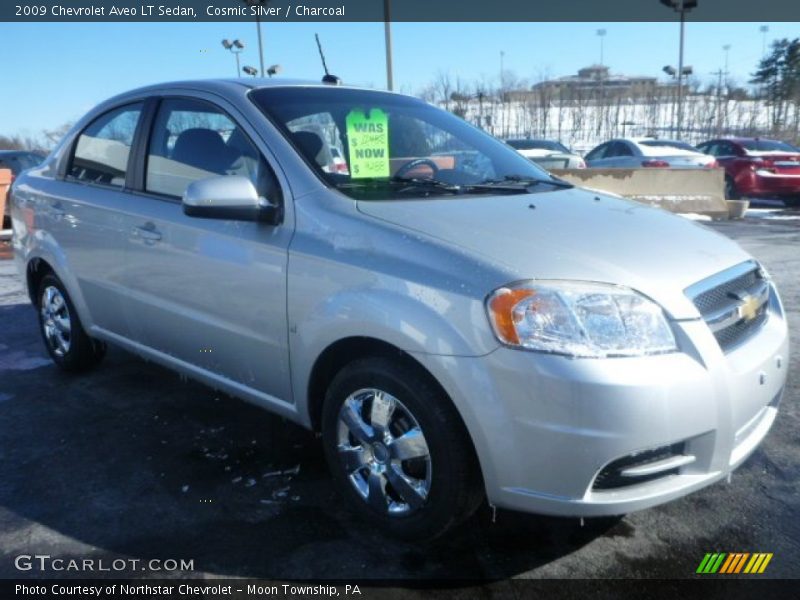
[
  {"xmin": 40, "ymin": 286, "xmax": 72, "ymax": 357},
  {"xmin": 336, "ymin": 388, "xmax": 432, "ymax": 516}
]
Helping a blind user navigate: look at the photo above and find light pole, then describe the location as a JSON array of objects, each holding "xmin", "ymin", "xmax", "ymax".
[
  {"xmin": 759, "ymin": 25, "xmax": 769, "ymax": 130},
  {"xmin": 597, "ymin": 29, "xmax": 607, "ymax": 66},
  {"xmin": 722, "ymin": 44, "xmax": 730, "ymax": 78},
  {"xmin": 384, "ymin": 0, "xmax": 394, "ymax": 90},
  {"xmin": 222, "ymin": 39, "xmax": 245, "ymax": 78},
  {"xmin": 244, "ymin": 0, "xmax": 268, "ymax": 77},
  {"xmin": 759, "ymin": 25, "xmax": 769, "ymax": 56},
  {"xmin": 499, "ymin": 51, "xmax": 506, "ymax": 138},
  {"xmin": 660, "ymin": 0, "xmax": 697, "ymax": 139},
  {"xmin": 663, "ymin": 65, "xmax": 693, "ymax": 137}
]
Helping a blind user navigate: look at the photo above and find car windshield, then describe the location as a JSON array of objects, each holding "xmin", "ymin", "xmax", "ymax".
[
  {"xmin": 506, "ymin": 139, "xmax": 568, "ymax": 153},
  {"xmin": 740, "ymin": 139, "xmax": 798, "ymax": 153},
  {"xmin": 249, "ymin": 86, "xmax": 568, "ymax": 200}
]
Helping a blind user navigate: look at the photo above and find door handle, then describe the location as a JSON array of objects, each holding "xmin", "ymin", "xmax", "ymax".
[{"xmin": 131, "ymin": 223, "xmax": 162, "ymax": 244}]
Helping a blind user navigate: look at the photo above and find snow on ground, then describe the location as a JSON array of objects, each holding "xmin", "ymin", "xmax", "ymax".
[{"xmin": 678, "ymin": 213, "xmax": 712, "ymax": 221}]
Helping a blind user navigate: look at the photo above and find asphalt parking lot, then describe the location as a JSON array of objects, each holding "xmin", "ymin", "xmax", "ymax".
[{"xmin": 0, "ymin": 210, "xmax": 798, "ymax": 581}]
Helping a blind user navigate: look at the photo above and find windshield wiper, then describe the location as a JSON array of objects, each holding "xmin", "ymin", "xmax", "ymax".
[
  {"xmin": 388, "ymin": 176, "xmax": 462, "ymax": 194},
  {"xmin": 334, "ymin": 177, "xmax": 461, "ymax": 195},
  {"xmin": 472, "ymin": 175, "xmax": 574, "ymax": 190}
]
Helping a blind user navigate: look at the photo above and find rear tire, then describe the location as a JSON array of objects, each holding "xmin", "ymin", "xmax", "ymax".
[
  {"xmin": 37, "ymin": 273, "xmax": 106, "ymax": 372},
  {"xmin": 321, "ymin": 357, "xmax": 483, "ymax": 541},
  {"xmin": 783, "ymin": 196, "xmax": 800, "ymax": 209}
]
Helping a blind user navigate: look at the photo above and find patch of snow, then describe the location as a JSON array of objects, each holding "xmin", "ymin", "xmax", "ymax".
[{"xmin": 678, "ymin": 213, "xmax": 712, "ymax": 221}]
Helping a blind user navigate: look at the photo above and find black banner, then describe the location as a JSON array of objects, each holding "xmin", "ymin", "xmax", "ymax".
[
  {"xmin": 5, "ymin": 578, "xmax": 800, "ymax": 600},
  {"xmin": 2, "ymin": 0, "xmax": 800, "ymax": 22}
]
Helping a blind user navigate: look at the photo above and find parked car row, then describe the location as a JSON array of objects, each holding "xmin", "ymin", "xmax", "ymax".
[{"xmin": 505, "ymin": 135, "xmax": 800, "ymax": 205}]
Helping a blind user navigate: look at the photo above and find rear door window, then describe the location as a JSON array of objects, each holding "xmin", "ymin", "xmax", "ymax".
[
  {"xmin": 611, "ymin": 141, "xmax": 634, "ymax": 157},
  {"xmin": 68, "ymin": 103, "xmax": 144, "ymax": 187}
]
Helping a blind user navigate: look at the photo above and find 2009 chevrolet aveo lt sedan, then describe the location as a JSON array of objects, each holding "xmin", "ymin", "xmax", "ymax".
[{"xmin": 10, "ymin": 80, "xmax": 789, "ymax": 539}]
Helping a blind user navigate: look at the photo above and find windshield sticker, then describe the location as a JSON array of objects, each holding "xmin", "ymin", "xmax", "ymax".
[{"xmin": 345, "ymin": 108, "xmax": 390, "ymax": 178}]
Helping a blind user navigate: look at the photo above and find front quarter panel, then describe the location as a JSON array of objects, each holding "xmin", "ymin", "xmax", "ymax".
[{"xmin": 287, "ymin": 190, "xmax": 507, "ymax": 426}]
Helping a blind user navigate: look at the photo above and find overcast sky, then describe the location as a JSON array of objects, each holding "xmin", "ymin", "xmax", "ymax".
[{"xmin": 2, "ymin": 21, "xmax": 797, "ymax": 137}]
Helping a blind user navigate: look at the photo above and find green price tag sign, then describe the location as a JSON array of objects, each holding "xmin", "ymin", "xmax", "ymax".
[{"xmin": 345, "ymin": 108, "xmax": 390, "ymax": 179}]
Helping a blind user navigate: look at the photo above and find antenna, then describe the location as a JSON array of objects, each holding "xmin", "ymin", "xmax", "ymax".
[
  {"xmin": 315, "ymin": 33, "xmax": 330, "ymax": 76},
  {"xmin": 315, "ymin": 33, "xmax": 341, "ymax": 85}
]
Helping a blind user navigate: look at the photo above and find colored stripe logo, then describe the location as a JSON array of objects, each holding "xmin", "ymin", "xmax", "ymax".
[{"xmin": 696, "ymin": 552, "xmax": 773, "ymax": 574}]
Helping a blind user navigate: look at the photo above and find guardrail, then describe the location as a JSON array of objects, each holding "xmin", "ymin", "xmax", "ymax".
[
  {"xmin": 0, "ymin": 169, "xmax": 11, "ymax": 240},
  {"xmin": 550, "ymin": 168, "xmax": 729, "ymax": 218}
]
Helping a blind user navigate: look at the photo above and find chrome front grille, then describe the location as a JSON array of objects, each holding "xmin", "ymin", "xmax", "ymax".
[{"xmin": 686, "ymin": 261, "xmax": 770, "ymax": 353}]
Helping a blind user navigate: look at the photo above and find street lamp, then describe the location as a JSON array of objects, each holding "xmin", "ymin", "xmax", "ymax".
[
  {"xmin": 722, "ymin": 44, "xmax": 731, "ymax": 77},
  {"xmin": 660, "ymin": 0, "xmax": 698, "ymax": 138},
  {"xmin": 663, "ymin": 64, "xmax": 693, "ymax": 137},
  {"xmin": 384, "ymin": 0, "xmax": 394, "ymax": 90},
  {"xmin": 243, "ymin": 0, "xmax": 269, "ymax": 77},
  {"xmin": 267, "ymin": 64, "xmax": 282, "ymax": 78},
  {"xmin": 242, "ymin": 65, "xmax": 258, "ymax": 77},
  {"xmin": 222, "ymin": 39, "xmax": 245, "ymax": 78},
  {"xmin": 596, "ymin": 29, "xmax": 607, "ymax": 66},
  {"xmin": 759, "ymin": 25, "xmax": 769, "ymax": 56}
]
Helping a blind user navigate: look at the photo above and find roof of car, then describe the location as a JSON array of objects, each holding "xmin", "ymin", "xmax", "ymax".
[
  {"xmin": 112, "ymin": 78, "xmax": 403, "ymax": 99},
  {"xmin": 95, "ymin": 78, "xmax": 412, "ymax": 114},
  {"xmin": 716, "ymin": 137, "xmax": 786, "ymax": 143}
]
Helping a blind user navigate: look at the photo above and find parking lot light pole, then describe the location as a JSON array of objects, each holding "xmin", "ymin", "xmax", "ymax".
[
  {"xmin": 222, "ymin": 39, "xmax": 245, "ymax": 78},
  {"xmin": 243, "ymin": 0, "xmax": 268, "ymax": 77},
  {"xmin": 384, "ymin": 0, "xmax": 394, "ymax": 91},
  {"xmin": 597, "ymin": 29, "xmax": 607, "ymax": 66},
  {"xmin": 660, "ymin": 0, "xmax": 697, "ymax": 139}
]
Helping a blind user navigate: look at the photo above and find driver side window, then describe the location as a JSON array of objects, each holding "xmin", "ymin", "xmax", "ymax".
[{"xmin": 145, "ymin": 97, "xmax": 281, "ymax": 201}]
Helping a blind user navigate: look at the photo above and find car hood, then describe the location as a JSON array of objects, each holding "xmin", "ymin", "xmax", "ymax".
[{"xmin": 356, "ymin": 188, "xmax": 752, "ymax": 319}]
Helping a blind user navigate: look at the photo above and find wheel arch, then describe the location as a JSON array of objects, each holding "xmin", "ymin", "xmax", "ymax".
[
  {"xmin": 26, "ymin": 256, "xmax": 55, "ymax": 305},
  {"xmin": 308, "ymin": 337, "xmax": 422, "ymax": 430}
]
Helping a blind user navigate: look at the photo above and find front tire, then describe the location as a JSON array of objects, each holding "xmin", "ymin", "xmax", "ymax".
[
  {"xmin": 37, "ymin": 273, "xmax": 106, "ymax": 372},
  {"xmin": 322, "ymin": 357, "xmax": 482, "ymax": 540}
]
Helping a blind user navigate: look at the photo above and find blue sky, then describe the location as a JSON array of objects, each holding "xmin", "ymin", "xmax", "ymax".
[{"xmin": 2, "ymin": 21, "xmax": 797, "ymax": 138}]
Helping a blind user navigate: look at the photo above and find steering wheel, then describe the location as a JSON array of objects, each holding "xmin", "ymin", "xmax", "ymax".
[{"xmin": 394, "ymin": 158, "xmax": 440, "ymax": 179}]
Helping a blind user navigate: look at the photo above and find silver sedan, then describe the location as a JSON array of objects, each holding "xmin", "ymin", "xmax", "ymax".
[
  {"xmin": 9, "ymin": 80, "xmax": 788, "ymax": 540},
  {"xmin": 585, "ymin": 137, "xmax": 717, "ymax": 168}
]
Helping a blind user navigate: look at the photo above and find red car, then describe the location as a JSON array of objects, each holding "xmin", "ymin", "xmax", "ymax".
[{"xmin": 696, "ymin": 138, "xmax": 800, "ymax": 206}]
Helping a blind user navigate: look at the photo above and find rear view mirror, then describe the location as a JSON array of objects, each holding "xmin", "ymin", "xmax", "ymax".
[{"xmin": 182, "ymin": 175, "xmax": 282, "ymax": 224}]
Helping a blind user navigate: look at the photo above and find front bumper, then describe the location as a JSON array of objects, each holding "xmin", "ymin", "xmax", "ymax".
[{"xmin": 416, "ymin": 287, "xmax": 788, "ymax": 517}]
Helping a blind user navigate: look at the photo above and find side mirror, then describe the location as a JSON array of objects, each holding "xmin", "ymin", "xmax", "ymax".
[{"xmin": 182, "ymin": 175, "xmax": 282, "ymax": 224}]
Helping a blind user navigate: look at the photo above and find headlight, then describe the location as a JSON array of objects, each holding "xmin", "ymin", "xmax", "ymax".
[{"xmin": 486, "ymin": 281, "xmax": 676, "ymax": 358}]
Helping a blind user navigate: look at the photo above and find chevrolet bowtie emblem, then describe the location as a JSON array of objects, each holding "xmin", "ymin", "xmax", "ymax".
[{"xmin": 737, "ymin": 294, "xmax": 760, "ymax": 322}]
